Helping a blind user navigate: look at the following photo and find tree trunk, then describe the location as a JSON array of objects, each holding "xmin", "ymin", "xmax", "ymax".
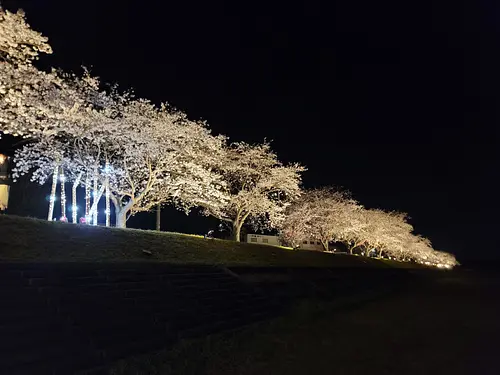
[
  {"xmin": 85, "ymin": 173, "xmax": 90, "ymax": 219},
  {"xmin": 92, "ymin": 169, "xmax": 98, "ymax": 226},
  {"xmin": 60, "ymin": 168, "xmax": 66, "ymax": 219},
  {"xmin": 113, "ymin": 199, "xmax": 133, "ymax": 229},
  {"xmin": 104, "ymin": 159, "xmax": 110, "ymax": 227},
  {"xmin": 105, "ymin": 180, "xmax": 110, "ymax": 227},
  {"xmin": 47, "ymin": 165, "xmax": 59, "ymax": 221},
  {"xmin": 322, "ymin": 241, "xmax": 329, "ymax": 252},
  {"xmin": 71, "ymin": 182, "xmax": 77, "ymax": 223},
  {"xmin": 115, "ymin": 208, "xmax": 127, "ymax": 229},
  {"xmin": 71, "ymin": 172, "xmax": 82, "ymax": 223},
  {"xmin": 232, "ymin": 221, "xmax": 242, "ymax": 242},
  {"xmin": 156, "ymin": 204, "xmax": 161, "ymax": 231}
]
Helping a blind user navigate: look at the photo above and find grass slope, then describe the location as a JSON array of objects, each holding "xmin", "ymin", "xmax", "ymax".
[
  {"xmin": 110, "ymin": 275, "xmax": 498, "ymax": 375},
  {"xmin": 0, "ymin": 214, "xmax": 407, "ymax": 268}
]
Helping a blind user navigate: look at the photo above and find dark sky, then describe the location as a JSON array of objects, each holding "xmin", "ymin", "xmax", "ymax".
[{"xmin": 2, "ymin": 0, "xmax": 498, "ymax": 260}]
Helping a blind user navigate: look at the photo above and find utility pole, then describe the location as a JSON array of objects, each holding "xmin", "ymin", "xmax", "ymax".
[{"xmin": 156, "ymin": 204, "xmax": 161, "ymax": 231}]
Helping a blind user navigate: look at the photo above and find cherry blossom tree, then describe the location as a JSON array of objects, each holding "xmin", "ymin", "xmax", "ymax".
[
  {"xmin": 203, "ymin": 142, "xmax": 305, "ymax": 241},
  {"xmin": 280, "ymin": 190, "xmax": 458, "ymax": 267},
  {"xmin": 404, "ymin": 235, "xmax": 434, "ymax": 262},
  {"xmin": 432, "ymin": 250, "xmax": 458, "ymax": 268},
  {"xmin": 357, "ymin": 209, "xmax": 414, "ymax": 258},
  {"xmin": 279, "ymin": 199, "xmax": 314, "ymax": 249},
  {"xmin": 404, "ymin": 235, "xmax": 457, "ymax": 267},
  {"xmin": 359, "ymin": 211, "xmax": 458, "ymax": 267},
  {"xmin": 0, "ymin": 7, "xmax": 461, "ymax": 268},
  {"xmin": 11, "ymin": 82, "xmax": 228, "ymax": 228},
  {"xmin": 7, "ymin": 69, "xmax": 117, "ymax": 221},
  {"xmin": 0, "ymin": 8, "xmax": 288, "ymax": 233},
  {"xmin": 0, "ymin": 16, "xmax": 227, "ymax": 226},
  {"xmin": 281, "ymin": 188, "xmax": 367, "ymax": 251},
  {"xmin": 101, "ymin": 99, "xmax": 228, "ymax": 228},
  {"xmin": 0, "ymin": 8, "xmax": 52, "ymax": 65},
  {"xmin": 0, "ymin": 7, "xmax": 69, "ymax": 141},
  {"xmin": 1, "ymin": 6, "xmax": 105, "ymax": 146}
]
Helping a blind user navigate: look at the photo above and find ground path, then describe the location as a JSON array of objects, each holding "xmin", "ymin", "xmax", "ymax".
[{"xmin": 113, "ymin": 272, "xmax": 500, "ymax": 375}]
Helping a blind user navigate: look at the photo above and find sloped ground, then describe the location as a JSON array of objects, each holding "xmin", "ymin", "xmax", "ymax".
[
  {"xmin": 0, "ymin": 214, "xmax": 448, "ymax": 375},
  {"xmin": 0, "ymin": 214, "xmax": 411, "ymax": 268},
  {"xmin": 111, "ymin": 271, "xmax": 500, "ymax": 375},
  {"xmin": 0, "ymin": 261, "xmax": 415, "ymax": 375},
  {"xmin": 0, "ymin": 262, "xmax": 281, "ymax": 374}
]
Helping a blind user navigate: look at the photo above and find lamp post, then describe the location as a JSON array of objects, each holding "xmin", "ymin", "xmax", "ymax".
[{"xmin": 0, "ymin": 154, "xmax": 10, "ymax": 212}]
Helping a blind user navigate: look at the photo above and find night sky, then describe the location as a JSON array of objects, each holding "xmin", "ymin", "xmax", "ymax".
[{"xmin": 2, "ymin": 0, "xmax": 498, "ymax": 261}]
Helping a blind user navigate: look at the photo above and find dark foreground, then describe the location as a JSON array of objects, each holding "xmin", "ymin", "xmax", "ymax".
[
  {"xmin": 2, "ymin": 259, "xmax": 497, "ymax": 375},
  {"xmin": 112, "ymin": 270, "xmax": 500, "ymax": 375}
]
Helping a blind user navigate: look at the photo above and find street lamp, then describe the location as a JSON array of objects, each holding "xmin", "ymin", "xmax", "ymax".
[{"xmin": 0, "ymin": 154, "xmax": 10, "ymax": 212}]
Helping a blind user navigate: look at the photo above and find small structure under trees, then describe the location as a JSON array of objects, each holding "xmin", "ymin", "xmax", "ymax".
[{"xmin": 202, "ymin": 142, "xmax": 305, "ymax": 241}]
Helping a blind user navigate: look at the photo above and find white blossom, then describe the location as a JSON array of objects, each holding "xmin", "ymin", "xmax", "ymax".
[
  {"xmin": 203, "ymin": 142, "xmax": 305, "ymax": 241},
  {"xmin": 0, "ymin": 8, "xmax": 52, "ymax": 66},
  {"xmin": 7, "ymin": 71, "xmax": 227, "ymax": 228},
  {"xmin": 281, "ymin": 188, "xmax": 366, "ymax": 251},
  {"xmin": 281, "ymin": 188, "xmax": 458, "ymax": 267}
]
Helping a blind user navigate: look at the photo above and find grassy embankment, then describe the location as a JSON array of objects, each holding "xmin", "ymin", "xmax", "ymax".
[
  {"xmin": 0, "ymin": 214, "xmax": 411, "ymax": 268},
  {"xmin": 2, "ymin": 214, "xmax": 450, "ymax": 375}
]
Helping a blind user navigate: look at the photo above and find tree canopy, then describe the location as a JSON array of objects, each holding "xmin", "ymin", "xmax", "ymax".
[
  {"xmin": 0, "ymin": 6, "xmax": 457, "ymax": 268},
  {"xmin": 281, "ymin": 188, "xmax": 457, "ymax": 268}
]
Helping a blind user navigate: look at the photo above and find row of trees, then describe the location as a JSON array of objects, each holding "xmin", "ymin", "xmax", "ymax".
[
  {"xmin": 0, "ymin": 8, "xmax": 457, "ymax": 267},
  {"xmin": 280, "ymin": 188, "xmax": 456, "ymax": 267},
  {"xmin": 0, "ymin": 8, "xmax": 304, "ymax": 237}
]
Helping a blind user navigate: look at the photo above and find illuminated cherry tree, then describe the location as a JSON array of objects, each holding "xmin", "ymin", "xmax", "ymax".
[
  {"xmin": 357, "ymin": 209, "xmax": 413, "ymax": 258},
  {"xmin": 0, "ymin": 8, "xmax": 77, "ymax": 141},
  {"xmin": 6, "ymin": 68, "xmax": 117, "ymax": 222},
  {"xmin": 280, "ymin": 189, "xmax": 458, "ymax": 267},
  {"xmin": 403, "ymin": 234, "xmax": 457, "ymax": 267},
  {"xmin": 0, "ymin": 7, "xmax": 54, "ymax": 125},
  {"xmin": 1, "ymin": 7, "xmax": 107, "ymax": 222},
  {"xmin": 0, "ymin": 7, "xmax": 461, "ymax": 268},
  {"xmin": 203, "ymin": 142, "xmax": 305, "ymax": 241},
  {"xmin": 0, "ymin": 10, "xmax": 227, "ymax": 228},
  {"xmin": 99, "ymin": 99, "xmax": 227, "ymax": 228},
  {"xmin": 10, "ymin": 83, "xmax": 228, "ymax": 228},
  {"xmin": 0, "ymin": 8, "xmax": 52, "ymax": 65},
  {"xmin": 281, "ymin": 188, "xmax": 367, "ymax": 251},
  {"xmin": 0, "ymin": 8, "xmax": 291, "ymax": 232}
]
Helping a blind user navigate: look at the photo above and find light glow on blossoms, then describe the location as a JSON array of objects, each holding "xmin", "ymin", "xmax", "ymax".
[
  {"xmin": 281, "ymin": 188, "xmax": 458, "ymax": 268},
  {"xmin": 201, "ymin": 142, "xmax": 305, "ymax": 242},
  {"xmin": 0, "ymin": 6, "xmax": 459, "ymax": 270}
]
